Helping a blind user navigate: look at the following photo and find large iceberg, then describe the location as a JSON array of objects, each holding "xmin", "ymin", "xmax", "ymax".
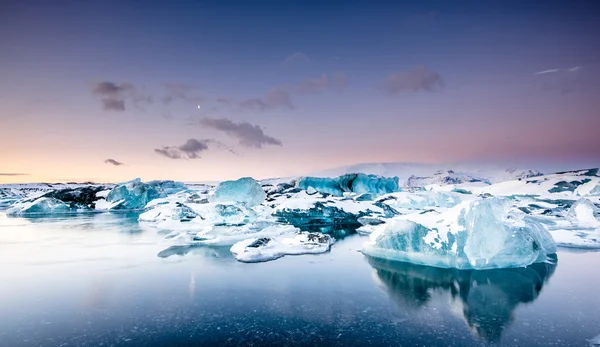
[
  {"xmin": 209, "ymin": 177, "xmax": 266, "ymax": 207},
  {"xmin": 297, "ymin": 173, "xmax": 399, "ymax": 197},
  {"xmin": 362, "ymin": 198, "xmax": 556, "ymax": 270},
  {"xmin": 101, "ymin": 178, "xmax": 187, "ymax": 210},
  {"xmin": 230, "ymin": 231, "xmax": 335, "ymax": 263}
]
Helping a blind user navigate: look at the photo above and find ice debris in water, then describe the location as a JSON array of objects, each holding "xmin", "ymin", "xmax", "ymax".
[
  {"xmin": 209, "ymin": 177, "xmax": 266, "ymax": 207},
  {"xmin": 297, "ymin": 173, "xmax": 399, "ymax": 197},
  {"xmin": 6, "ymin": 197, "xmax": 71, "ymax": 216},
  {"xmin": 103, "ymin": 178, "xmax": 187, "ymax": 210},
  {"xmin": 362, "ymin": 197, "xmax": 556, "ymax": 270},
  {"xmin": 272, "ymin": 191, "xmax": 395, "ymax": 228},
  {"xmin": 589, "ymin": 334, "xmax": 600, "ymax": 347},
  {"xmin": 544, "ymin": 198, "xmax": 600, "ymax": 249},
  {"xmin": 231, "ymin": 231, "xmax": 335, "ymax": 263}
]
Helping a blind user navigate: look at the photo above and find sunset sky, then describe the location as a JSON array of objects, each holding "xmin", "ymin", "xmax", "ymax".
[{"xmin": 1, "ymin": 0, "xmax": 599, "ymax": 183}]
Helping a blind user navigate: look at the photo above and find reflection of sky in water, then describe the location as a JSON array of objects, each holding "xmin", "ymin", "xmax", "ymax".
[{"xmin": 0, "ymin": 213, "xmax": 599, "ymax": 346}]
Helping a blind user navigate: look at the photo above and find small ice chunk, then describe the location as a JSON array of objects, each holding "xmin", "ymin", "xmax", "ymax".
[
  {"xmin": 566, "ymin": 198, "xmax": 599, "ymax": 226},
  {"xmin": 209, "ymin": 177, "xmax": 266, "ymax": 207},
  {"xmin": 589, "ymin": 334, "xmax": 600, "ymax": 347},
  {"xmin": 230, "ymin": 231, "xmax": 335, "ymax": 262}
]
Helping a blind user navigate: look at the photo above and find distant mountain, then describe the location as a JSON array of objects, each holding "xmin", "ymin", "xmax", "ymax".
[{"xmin": 312, "ymin": 162, "xmax": 543, "ymax": 186}]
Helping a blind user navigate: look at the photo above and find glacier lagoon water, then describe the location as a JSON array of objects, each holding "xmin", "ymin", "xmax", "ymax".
[{"xmin": 1, "ymin": 212, "xmax": 599, "ymax": 347}]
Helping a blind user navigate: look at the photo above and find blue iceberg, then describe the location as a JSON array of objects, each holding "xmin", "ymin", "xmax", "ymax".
[
  {"xmin": 209, "ymin": 177, "xmax": 266, "ymax": 207},
  {"xmin": 297, "ymin": 174, "xmax": 399, "ymax": 197},
  {"xmin": 363, "ymin": 198, "xmax": 556, "ymax": 270},
  {"xmin": 105, "ymin": 178, "xmax": 187, "ymax": 210}
]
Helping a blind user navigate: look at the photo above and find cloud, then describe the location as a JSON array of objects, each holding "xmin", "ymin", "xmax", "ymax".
[
  {"xmin": 239, "ymin": 86, "xmax": 294, "ymax": 111},
  {"xmin": 104, "ymin": 159, "xmax": 124, "ymax": 166},
  {"xmin": 0, "ymin": 173, "xmax": 28, "ymax": 176},
  {"xmin": 215, "ymin": 72, "xmax": 346, "ymax": 112},
  {"xmin": 282, "ymin": 52, "xmax": 311, "ymax": 66},
  {"xmin": 297, "ymin": 72, "xmax": 347, "ymax": 93},
  {"xmin": 534, "ymin": 66, "xmax": 582, "ymax": 75},
  {"xmin": 534, "ymin": 69, "xmax": 561, "ymax": 75},
  {"xmin": 199, "ymin": 117, "xmax": 282, "ymax": 148},
  {"xmin": 533, "ymin": 66, "xmax": 587, "ymax": 94},
  {"xmin": 154, "ymin": 139, "xmax": 236, "ymax": 159},
  {"xmin": 101, "ymin": 99, "xmax": 125, "ymax": 111},
  {"xmin": 161, "ymin": 83, "xmax": 203, "ymax": 105},
  {"xmin": 382, "ymin": 66, "xmax": 444, "ymax": 94},
  {"xmin": 92, "ymin": 81, "xmax": 152, "ymax": 111}
]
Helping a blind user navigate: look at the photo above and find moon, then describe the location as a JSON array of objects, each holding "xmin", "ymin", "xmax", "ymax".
[{"xmin": 197, "ymin": 105, "xmax": 201, "ymax": 109}]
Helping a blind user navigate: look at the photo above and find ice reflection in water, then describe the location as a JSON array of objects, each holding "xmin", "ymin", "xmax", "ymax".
[{"xmin": 366, "ymin": 255, "xmax": 557, "ymax": 342}]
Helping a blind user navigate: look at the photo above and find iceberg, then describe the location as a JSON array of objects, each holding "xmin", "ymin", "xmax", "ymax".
[
  {"xmin": 590, "ymin": 334, "xmax": 600, "ymax": 347},
  {"xmin": 230, "ymin": 231, "xmax": 335, "ymax": 263},
  {"xmin": 209, "ymin": 177, "xmax": 266, "ymax": 207},
  {"xmin": 6, "ymin": 197, "xmax": 71, "ymax": 216},
  {"xmin": 362, "ymin": 198, "xmax": 556, "ymax": 270},
  {"xmin": 103, "ymin": 178, "xmax": 187, "ymax": 210},
  {"xmin": 297, "ymin": 173, "xmax": 399, "ymax": 197}
]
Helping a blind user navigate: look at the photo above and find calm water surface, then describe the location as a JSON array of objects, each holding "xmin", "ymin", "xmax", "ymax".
[{"xmin": 0, "ymin": 212, "xmax": 599, "ymax": 347}]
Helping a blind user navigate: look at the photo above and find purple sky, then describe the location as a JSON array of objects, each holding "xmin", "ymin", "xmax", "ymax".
[{"xmin": 1, "ymin": 0, "xmax": 599, "ymax": 183}]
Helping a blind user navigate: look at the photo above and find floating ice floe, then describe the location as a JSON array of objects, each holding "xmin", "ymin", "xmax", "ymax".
[
  {"xmin": 231, "ymin": 231, "xmax": 335, "ymax": 262},
  {"xmin": 362, "ymin": 197, "xmax": 556, "ymax": 270}
]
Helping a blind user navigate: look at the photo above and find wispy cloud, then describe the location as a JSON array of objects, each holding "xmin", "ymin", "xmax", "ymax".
[
  {"xmin": 297, "ymin": 72, "xmax": 347, "ymax": 93},
  {"xmin": 382, "ymin": 66, "xmax": 444, "ymax": 94},
  {"xmin": 92, "ymin": 81, "xmax": 152, "ymax": 111},
  {"xmin": 161, "ymin": 83, "xmax": 203, "ymax": 105},
  {"xmin": 533, "ymin": 66, "xmax": 582, "ymax": 75},
  {"xmin": 533, "ymin": 66, "xmax": 586, "ymax": 94},
  {"xmin": 0, "ymin": 173, "xmax": 28, "ymax": 176},
  {"xmin": 282, "ymin": 52, "xmax": 311, "ymax": 66},
  {"xmin": 199, "ymin": 117, "xmax": 282, "ymax": 148},
  {"xmin": 104, "ymin": 159, "xmax": 124, "ymax": 166},
  {"xmin": 238, "ymin": 86, "xmax": 295, "ymax": 111},
  {"xmin": 217, "ymin": 72, "xmax": 347, "ymax": 112},
  {"xmin": 154, "ymin": 139, "xmax": 236, "ymax": 159},
  {"xmin": 534, "ymin": 69, "xmax": 561, "ymax": 75}
]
